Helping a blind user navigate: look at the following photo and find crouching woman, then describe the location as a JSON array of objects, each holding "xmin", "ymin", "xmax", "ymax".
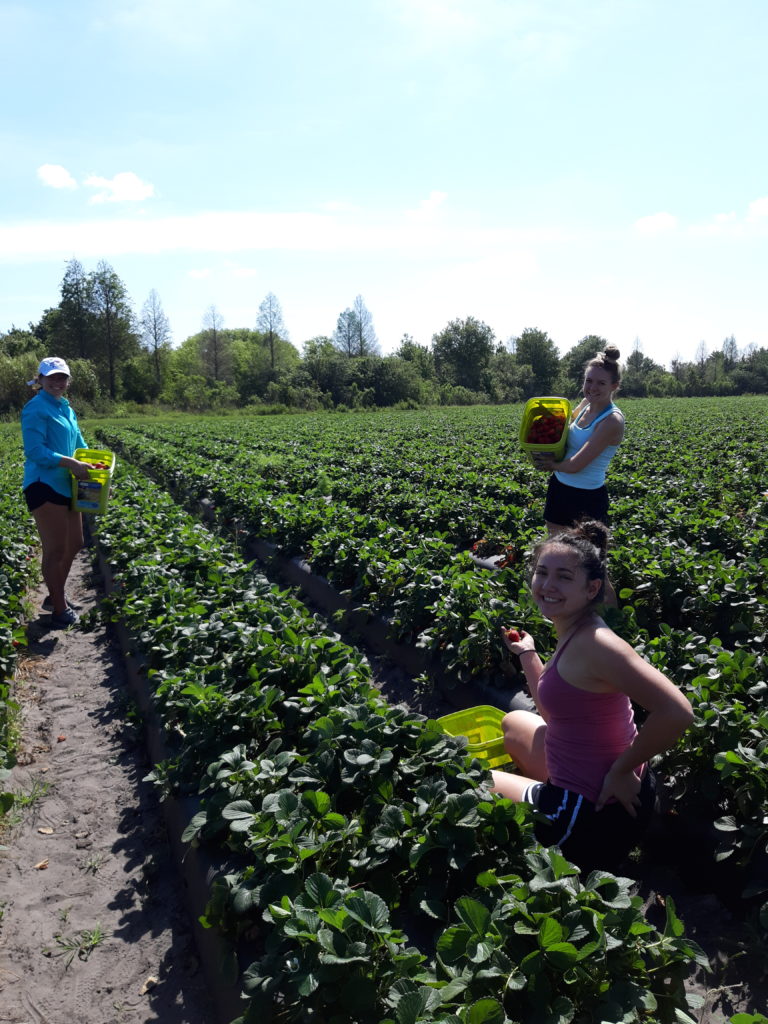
[{"xmin": 492, "ymin": 520, "xmax": 693, "ymax": 873}]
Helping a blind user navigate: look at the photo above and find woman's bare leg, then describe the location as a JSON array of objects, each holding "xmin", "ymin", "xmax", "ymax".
[
  {"xmin": 490, "ymin": 710, "xmax": 547, "ymax": 799},
  {"xmin": 32, "ymin": 504, "xmax": 83, "ymax": 615}
]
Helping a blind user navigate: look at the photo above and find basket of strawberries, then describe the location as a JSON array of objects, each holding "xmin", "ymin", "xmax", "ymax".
[
  {"xmin": 519, "ymin": 396, "xmax": 571, "ymax": 466},
  {"xmin": 70, "ymin": 447, "xmax": 117, "ymax": 514}
]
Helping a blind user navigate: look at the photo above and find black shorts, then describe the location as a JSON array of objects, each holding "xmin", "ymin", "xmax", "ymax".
[
  {"xmin": 24, "ymin": 481, "xmax": 72, "ymax": 512},
  {"xmin": 524, "ymin": 769, "xmax": 656, "ymax": 873},
  {"xmin": 544, "ymin": 474, "xmax": 609, "ymax": 527}
]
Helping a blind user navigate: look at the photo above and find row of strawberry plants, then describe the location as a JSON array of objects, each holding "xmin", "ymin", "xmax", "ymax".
[
  {"xmin": 90, "ymin": 404, "xmax": 768, "ymax": 898},
  {"xmin": 94, "ymin": 399, "xmax": 768, "ymax": 650},
  {"xmin": 94, "ymin": 421, "xmax": 529, "ymax": 683},
  {"xmin": 101, "ymin": 399, "xmax": 766, "ymax": 567},
  {"xmin": 0, "ymin": 425, "xmax": 36, "ymax": 782},
  {"xmin": 92, "ymin": 461, "xmax": 705, "ymax": 1024}
]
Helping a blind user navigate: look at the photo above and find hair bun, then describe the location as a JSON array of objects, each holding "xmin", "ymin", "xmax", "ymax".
[
  {"xmin": 603, "ymin": 345, "xmax": 620, "ymax": 363},
  {"xmin": 575, "ymin": 518, "xmax": 610, "ymax": 557}
]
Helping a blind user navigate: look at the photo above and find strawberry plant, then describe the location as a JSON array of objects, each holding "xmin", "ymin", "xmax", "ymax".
[{"xmin": 84, "ymin": 454, "xmax": 714, "ymax": 1021}]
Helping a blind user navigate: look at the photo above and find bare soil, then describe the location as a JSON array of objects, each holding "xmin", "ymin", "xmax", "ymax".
[
  {"xmin": 0, "ymin": 552, "xmax": 214, "ymax": 1024},
  {"xmin": 1, "ymin": 549, "xmax": 765, "ymax": 1024}
]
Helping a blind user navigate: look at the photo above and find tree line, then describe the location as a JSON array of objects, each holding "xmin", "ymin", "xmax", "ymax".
[{"xmin": 2, "ymin": 258, "xmax": 767, "ymax": 416}]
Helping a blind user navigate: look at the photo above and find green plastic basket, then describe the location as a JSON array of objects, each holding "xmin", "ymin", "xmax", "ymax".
[
  {"xmin": 70, "ymin": 447, "xmax": 117, "ymax": 514},
  {"xmin": 437, "ymin": 705, "xmax": 511, "ymax": 769},
  {"xmin": 519, "ymin": 396, "xmax": 571, "ymax": 466}
]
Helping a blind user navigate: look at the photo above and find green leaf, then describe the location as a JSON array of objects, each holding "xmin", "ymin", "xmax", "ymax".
[
  {"xmin": 301, "ymin": 789, "xmax": 332, "ymax": 816},
  {"xmin": 221, "ymin": 800, "xmax": 255, "ymax": 830},
  {"xmin": 465, "ymin": 998, "xmax": 506, "ymax": 1024},
  {"xmin": 538, "ymin": 917, "xmax": 564, "ymax": 947},
  {"xmin": 419, "ymin": 899, "xmax": 448, "ymax": 921},
  {"xmin": 436, "ymin": 925, "xmax": 470, "ymax": 964},
  {"xmin": 304, "ymin": 872, "xmax": 338, "ymax": 908},
  {"xmin": 454, "ymin": 897, "xmax": 491, "ymax": 936},
  {"xmin": 345, "ymin": 891, "xmax": 390, "ymax": 932}
]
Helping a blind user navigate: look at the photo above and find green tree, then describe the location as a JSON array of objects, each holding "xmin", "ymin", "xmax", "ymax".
[
  {"xmin": 0, "ymin": 327, "xmax": 42, "ymax": 359},
  {"xmin": 622, "ymin": 340, "xmax": 666, "ymax": 397},
  {"xmin": 59, "ymin": 259, "xmax": 95, "ymax": 360},
  {"xmin": 481, "ymin": 350, "xmax": 534, "ymax": 404},
  {"xmin": 395, "ymin": 334, "xmax": 435, "ymax": 380},
  {"xmin": 559, "ymin": 335, "xmax": 608, "ymax": 394},
  {"xmin": 303, "ymin": 336, "xmax": 350, "ymax": 404},
  {"xmin": 230, "ymin": 327, "xmax": 300, "ymax": 401},
  {"xmin": 432, "ymin": 316, "xmax": 496, "ymax": 392},
  {"xmin": 512, "ymin": 327, "xmax": 560, "ymax": 395},
  {"xmin": 90, "ymin": 260, "xmax": 140, "ymax": 399},
  {"xmin": 201, "ymin": 305, "xmax": 231, "ymax": 382},
  {"xmin": 722, "ymin": 334, "xmax": 738, "ymax": 370},
  {"xmin": 333, "ymin": 308, "xmax": 357, "ymax": 357}
]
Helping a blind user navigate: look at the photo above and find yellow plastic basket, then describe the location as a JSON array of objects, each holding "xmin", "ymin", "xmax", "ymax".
[
  {"xmin": 70, "ymin": 448, "xmax": 117, "ymax": 514},
  {"xmin": 519, "ymin": 396, "xmax": 571, "ymax": 466},
  {"xmin": 437, "ymin": 705, "xmax": 511, "ymax": 769}
]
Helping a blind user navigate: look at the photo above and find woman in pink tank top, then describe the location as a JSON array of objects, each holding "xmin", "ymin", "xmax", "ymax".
[{"xmin": 491, "ymin": 520, "xmax": 693, "ymax": 873}]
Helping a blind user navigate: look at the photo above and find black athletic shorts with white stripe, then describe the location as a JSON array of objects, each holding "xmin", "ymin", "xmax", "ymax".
[{"xmin": 522, "ymin": 768, "xmax": 657, "ymax": 872}]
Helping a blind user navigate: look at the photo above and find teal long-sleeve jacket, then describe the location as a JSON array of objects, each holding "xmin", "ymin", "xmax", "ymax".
[{"xmin": 21, "ymin": 390, "xmax": 87, "ymax": 499}]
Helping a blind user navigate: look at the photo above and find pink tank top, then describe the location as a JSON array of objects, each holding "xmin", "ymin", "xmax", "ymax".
[{"xmin": 538, "ymin": 626, "xmax": 639, "ymax": 803}]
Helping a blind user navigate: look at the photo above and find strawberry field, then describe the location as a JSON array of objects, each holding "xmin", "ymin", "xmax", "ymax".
[{"xmin": 2, "ymin": 397, "xmax": 767, "ymax": 1023}]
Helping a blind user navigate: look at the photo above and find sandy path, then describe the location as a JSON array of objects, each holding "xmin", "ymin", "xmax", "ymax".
[{"xmin": 0, "ymin": 550, "xmax": 214, "ymax": 1024}]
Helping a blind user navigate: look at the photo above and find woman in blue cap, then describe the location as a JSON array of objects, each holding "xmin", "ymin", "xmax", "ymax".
[{"xmin": 21, "ymin": 357, "xmax": 94, "ymax": 628}]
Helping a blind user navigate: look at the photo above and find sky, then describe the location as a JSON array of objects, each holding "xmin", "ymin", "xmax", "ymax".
[{"xmin": 1, "ymin": 0, "xmax": 766, "ymax": 369}]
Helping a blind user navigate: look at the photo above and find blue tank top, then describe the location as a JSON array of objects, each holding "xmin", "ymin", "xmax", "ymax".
[{"xmin": 554, "ymin": 402, "xmax": 622, "ymax": 491}]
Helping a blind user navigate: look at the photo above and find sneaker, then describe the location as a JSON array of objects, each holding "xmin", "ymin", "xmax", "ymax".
[
  {"xmin": 50, "ymin": 607, "xmax": 79, "ymax": 629},
  {"xmin": 42, "ymin": 595, "xmax": 79, "ymax": 612}
]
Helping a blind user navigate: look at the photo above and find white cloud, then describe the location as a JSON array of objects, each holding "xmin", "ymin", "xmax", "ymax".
[
  {"xmin": 99, "ymin": 0, "xmax": 257, "ymax": 52},
  {"xmin": 37, "ymin": 164, "xmax": 77, "ymax": 190},
  {"xmin": 408, "ymin": 190, "xmax": 448, "ymax": 220},
  {"xmin": 229, "ymin": 265, "xmax": 261, "ymax": 278},
  {"xmin": 84, "ymin": 172, "xmax": 156, "ymax": 204},
  {"xmin": 392, "ymin": 0, "xmax": 476, "ymax": 37},
  {"xmin": 633, "ymin": 212, "xmax": 678, "ymax": 237},
  {"xmin": 387, "ymin": 0, "xmax": 598, "ymax": 73},
  {"xmin": 188, "ymin": 268, "xmax": 211, "ymax": 279},
  {"xmin": 746, "ymin": 196, "xmax": 768, "ymax": 222},
  {"xmin": 688, "ymin": 211, "xmax": 739, "ymax": 238},
  {"xmin": 688, "ymin": 198, "xmax": 768, "ymax": 238},
  {"xmin": 319, "ymin": 200, "xmax": 361, "ymax": 213},
  {"xmin": 0, "ymin": 202, "xmax": 575, "ymax": 266}
]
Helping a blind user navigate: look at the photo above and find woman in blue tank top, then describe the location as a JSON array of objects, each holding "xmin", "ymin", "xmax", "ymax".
[{"xmin": 534, "ymin": 345, "xmax": 624, "ymax": 532}]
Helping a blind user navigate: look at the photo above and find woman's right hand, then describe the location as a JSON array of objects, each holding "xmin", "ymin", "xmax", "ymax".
[
  {"xmin": 63, "ymin": 457, "xmax": 93, "ymax": 480},
  {"xmin": 500, "ymin": 626, "xmax": 535, "ymax": 656}
]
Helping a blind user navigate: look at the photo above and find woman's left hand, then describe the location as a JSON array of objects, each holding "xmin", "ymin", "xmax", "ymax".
[
  {"xmin": 532, "ymin": 453, "xmax": 556, "ymax": 472},
  {"xmin": 596, "ymin": 766, "xmax": 642, "ymax": 816}
]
